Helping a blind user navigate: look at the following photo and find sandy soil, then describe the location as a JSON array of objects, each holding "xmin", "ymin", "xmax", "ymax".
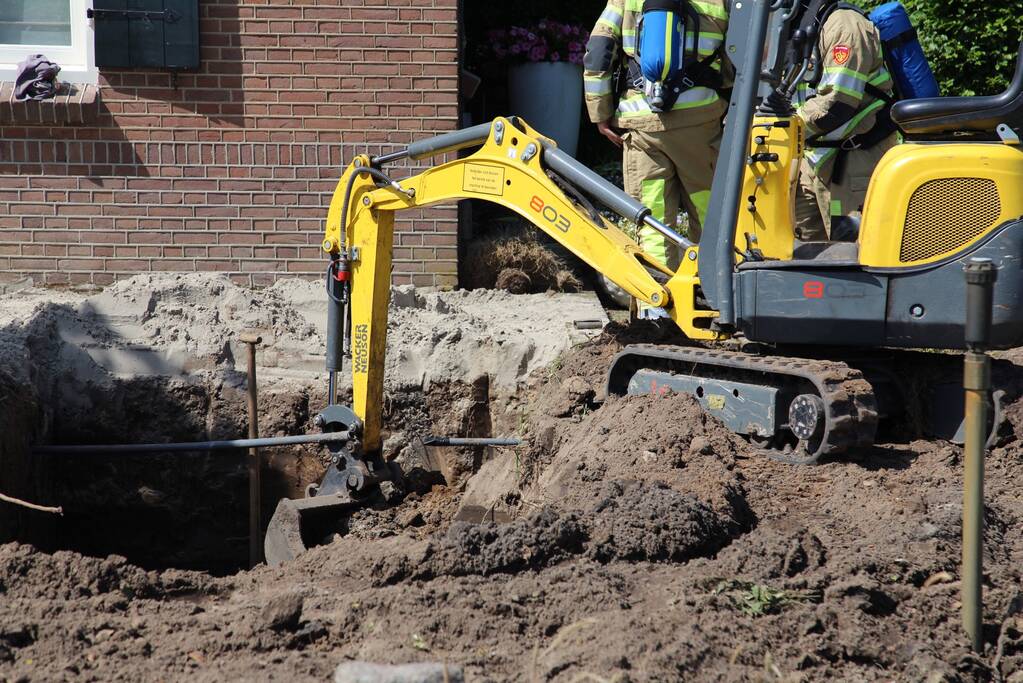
[{"xmin": 2, "ymin": 279, "xmax": 1023, "ymax": 682}]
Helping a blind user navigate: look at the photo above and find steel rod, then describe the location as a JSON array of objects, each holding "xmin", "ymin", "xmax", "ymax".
[
  {"xmin": 422, "ymin": 437, "xmax": 521, "ymax": 447},
  {"xmin": 371, "ymin": 150, "xmax": 410, "ymax": 166},
  {"xmin": 643, "ymin": 215, "xmax": 694, "ymax": 250},
  {"xmin": 241, "ymin": 333, "xmax": 263, "ymax": 568},
  {"xmin": 34, "ymin": 430, "xmax": 352, "ymax": 455}
]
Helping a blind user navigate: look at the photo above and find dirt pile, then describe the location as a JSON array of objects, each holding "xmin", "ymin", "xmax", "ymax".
[
  {"xmin": 0, "ymin": 543, "xmax": 211, "ymax": 602},
  {"xmin": 4, "ymin": 289, "xmax": 1023, "ymax": 681},
  {"xmin": 0, "ymin": 274, "xmax": 607, "ymax": 392}
]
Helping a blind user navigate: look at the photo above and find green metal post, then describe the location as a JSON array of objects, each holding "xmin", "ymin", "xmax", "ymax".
[{"xmin": 962, "ymin": 258, "xmax": 996, "ymax": 653}]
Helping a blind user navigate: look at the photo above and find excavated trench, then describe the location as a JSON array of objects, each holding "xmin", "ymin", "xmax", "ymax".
[
  {"xmin": 1, "ymin": 368, "xmax": 311, "ymax": 574},
  {"xmin": 0, "ymin": 275, "xmax": 601, "ymax": 575},
  {"xmin": 0, "ymin": 365, "xmax": 499, "ymax": 574}
]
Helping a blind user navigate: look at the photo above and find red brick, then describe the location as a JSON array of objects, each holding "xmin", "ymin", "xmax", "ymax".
[{"xmin": 2, "ymin": 6, "xmax": 458, "ymax": 286}]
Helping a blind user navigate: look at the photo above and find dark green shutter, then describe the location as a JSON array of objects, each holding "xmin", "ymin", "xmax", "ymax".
[
  {"xmin": 93, "ymin": 0, "xmax": 199, "ymax": 69},
  {"xmin": 162, "ymin": 0, "xmax": 200, "ymax": 68}
]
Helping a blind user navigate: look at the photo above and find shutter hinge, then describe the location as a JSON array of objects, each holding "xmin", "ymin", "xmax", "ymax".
[{"xmin": 87, "ymin": 7, "xmax": 181, "ymax": 23}]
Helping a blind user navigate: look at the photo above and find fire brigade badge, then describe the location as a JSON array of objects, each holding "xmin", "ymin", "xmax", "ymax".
[{"xmin": 832, "ymin": 45, "xmax": 851, "ymax": 65}]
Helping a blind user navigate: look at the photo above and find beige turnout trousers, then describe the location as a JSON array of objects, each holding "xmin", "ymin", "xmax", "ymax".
[
  {"xmin": 622, "ymin": 111, "xmax": 722, "ymax": 270},
  {"xmin": 794, "ymin": 133, "xmax": 898, "ymax": 242}
]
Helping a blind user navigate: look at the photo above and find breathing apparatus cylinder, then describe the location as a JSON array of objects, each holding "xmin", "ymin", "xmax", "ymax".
[
  {"xmin": 638, "ymin": 1, "xmax": 687, "ymax": 112},
  {"xmin": 868, "ymin": 1, "xmax": 939, "ymax": 99}
]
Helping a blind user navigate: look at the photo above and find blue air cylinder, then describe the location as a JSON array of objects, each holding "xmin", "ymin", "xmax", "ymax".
[
  {"xmin": 639, "ymin": 9, "xmax": 684, "ymax": 84},
  {"xmin": 869, "ymin": 2, "xmax": 940, "ymax": 99}
]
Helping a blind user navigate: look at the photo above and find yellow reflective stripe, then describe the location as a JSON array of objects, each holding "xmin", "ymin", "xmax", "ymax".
[
  {"xmin": 823, "ymin": 66, "xmax": 871, "ymax": 82},
  {"xmin": 829, "ymin": 199, "xmax": 842, "ymax": 216},
  {"xmin": 585, "ymin": 77, "xmax": 613, "ymax": 96},
  {"xmin": 662, "ymin": 11, "xmax": 675, "ymax": 81},
  {"xmin": 689, "ymin": 190, "xmax": 711, "ymax": 224},
  {"xmin": 625, "ymin": 0, "xmax": 642, "ymax": 11},
  {"xmin": 691, "ymin": 1, "xmax": 728, "ymax": 20},
  {"xmin": 641, "ymin": 178, "xmax": 668, "ymax": 223},
  {"xmin": 869, "ymin": 72, "xmax": 893, "ymax": 93},
  {"xmin": 832, "ymin": 84, "xmax": 865, "ymax": 100},
  {"xmin": 617, "ymin": 93, "xmax": 649, "ymax": 115},
  {"xmin": 617, "ymin": 88, "xmax": 719, "ymax": 117},
  {"xmin": 640, "ymin": 177, "xmax": 671, "ymax": 267},
  {"xmin": 830, "ymin": 98, "xmax": 885, "ymax": 140},
  {"xmin": 640, "ymin": 225, "xmax": 671, "ymax": 267},
  {"xmin": 672, "ymin": 87, "xmax": 719, "ymax": 109},
  {"xmin": 689, "ymin": 32, "xmax": 722, "ymax": 55},
  {"xmin": 600, "ymin": 5, "xmax": 624, "ymax": 26},
  {"xmin": 622, "ymin": 27, "xmax": 636, "ymax": 53}
]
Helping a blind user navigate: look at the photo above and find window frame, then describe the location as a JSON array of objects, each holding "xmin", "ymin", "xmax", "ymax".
[{"xmin": 0, "ymin": 0, "xmax": 97, "ymax": 84}]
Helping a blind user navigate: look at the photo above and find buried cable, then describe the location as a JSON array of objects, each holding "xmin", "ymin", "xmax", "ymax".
[{"xmin": 0, "ymin": 491, "xmax": 63, "ymax": 515}]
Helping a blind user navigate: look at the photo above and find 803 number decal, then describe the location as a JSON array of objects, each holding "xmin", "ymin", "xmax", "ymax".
[{"xmin": 529, "ymin": 195, "xmax": 571, "ymax": 233}]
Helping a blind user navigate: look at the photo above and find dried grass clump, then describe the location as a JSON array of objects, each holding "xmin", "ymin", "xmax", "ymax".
[{"xmin": 464, "ymin": 233, "xmax": 582, "ymax": 294}]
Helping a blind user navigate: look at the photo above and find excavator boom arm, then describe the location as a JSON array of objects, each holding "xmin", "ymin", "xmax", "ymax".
[{"xmin": 323, "ymin": 117, "xmax": 685, "ymax": 452}]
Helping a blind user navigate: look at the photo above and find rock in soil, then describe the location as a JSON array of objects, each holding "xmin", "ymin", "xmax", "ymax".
[
  {"xmin": 334, "ymin": 661, "xmax": 464, "ymax": 683},
  {"xmin": 253, "ymin": 591, "xmax": 305, "ymax": 632}
]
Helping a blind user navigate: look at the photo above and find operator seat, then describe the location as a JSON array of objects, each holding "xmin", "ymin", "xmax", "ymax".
[{"xmin": 891, "ymin": 41, "xmax": 1023, "ymax": 139}]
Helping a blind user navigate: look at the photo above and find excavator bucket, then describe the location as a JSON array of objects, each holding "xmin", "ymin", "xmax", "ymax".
[{"xmin": 264, "ymin": 492, "xmax": 361, "ymax": 567}]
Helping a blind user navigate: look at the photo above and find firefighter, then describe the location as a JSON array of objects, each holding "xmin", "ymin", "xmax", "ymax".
[
  {"xmin": 583, "ymin": 0, "xmax": 729, "ymax": 271},
  {"xmin": 791, "ymin": 1, "xmax": 899, "ymax": 242}
]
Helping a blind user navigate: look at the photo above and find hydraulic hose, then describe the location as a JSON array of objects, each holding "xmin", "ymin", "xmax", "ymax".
[{"xmin": 336, "ymin": 164, "xmax": 409, "ymax": 252}]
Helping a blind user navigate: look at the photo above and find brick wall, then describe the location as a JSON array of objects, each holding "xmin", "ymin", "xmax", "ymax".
[{"xmin": 0, "ymin": 0, "xmax": 461, "ymax": 287}]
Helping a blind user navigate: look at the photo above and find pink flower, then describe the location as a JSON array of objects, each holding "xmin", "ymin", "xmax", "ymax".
[{"xmin": 479, "ymin": 19, "xmax": 587, "ymax": 64}]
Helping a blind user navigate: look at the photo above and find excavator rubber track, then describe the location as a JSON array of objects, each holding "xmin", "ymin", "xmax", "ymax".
[{"xmin": 607, "ymin": 344, "xmax": 879, "ymax": 464}]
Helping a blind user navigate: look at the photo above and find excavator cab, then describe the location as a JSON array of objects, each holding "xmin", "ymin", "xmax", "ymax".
[
  {"xmin": 264, "ymin": 0, "xmax": 1023, "ymax": 564},
  {"xmin": 712, "ymin": 35, "xmax": 1023, "ymax": 352}
]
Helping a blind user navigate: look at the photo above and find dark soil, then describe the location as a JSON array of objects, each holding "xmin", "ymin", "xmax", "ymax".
[{"xmin": 3, "ymin": 326, "xmax": 1023, "ymax": 681}]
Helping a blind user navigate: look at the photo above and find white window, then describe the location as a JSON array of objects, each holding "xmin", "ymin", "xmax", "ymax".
[{"xmin": 0, "ymin": 0, "xmax": 96, "ymax": 84}]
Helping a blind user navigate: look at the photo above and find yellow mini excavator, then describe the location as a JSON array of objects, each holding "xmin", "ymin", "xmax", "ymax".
[{"xmin": 264, "ymin": 0, "xmax": 1023, "ymax": 565}]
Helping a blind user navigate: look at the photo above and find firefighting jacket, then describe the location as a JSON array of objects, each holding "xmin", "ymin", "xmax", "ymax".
[
  {"xmin": 583, "ymin": 0, "xmax": 730, "ymax": 132},
  {"xmin": 793, "ymin": 8, "xmax": 895, "ymax": 173}
]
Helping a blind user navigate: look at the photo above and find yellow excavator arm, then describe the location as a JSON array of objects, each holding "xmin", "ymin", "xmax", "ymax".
[{"xmin": 321, "ymin": 117, "xmax": 721, "ymax": 454}]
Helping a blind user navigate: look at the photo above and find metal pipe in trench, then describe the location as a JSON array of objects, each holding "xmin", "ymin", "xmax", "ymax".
[{"xmin": 33, "ymin": 430, "xmax": 353, "ymax": 456}]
